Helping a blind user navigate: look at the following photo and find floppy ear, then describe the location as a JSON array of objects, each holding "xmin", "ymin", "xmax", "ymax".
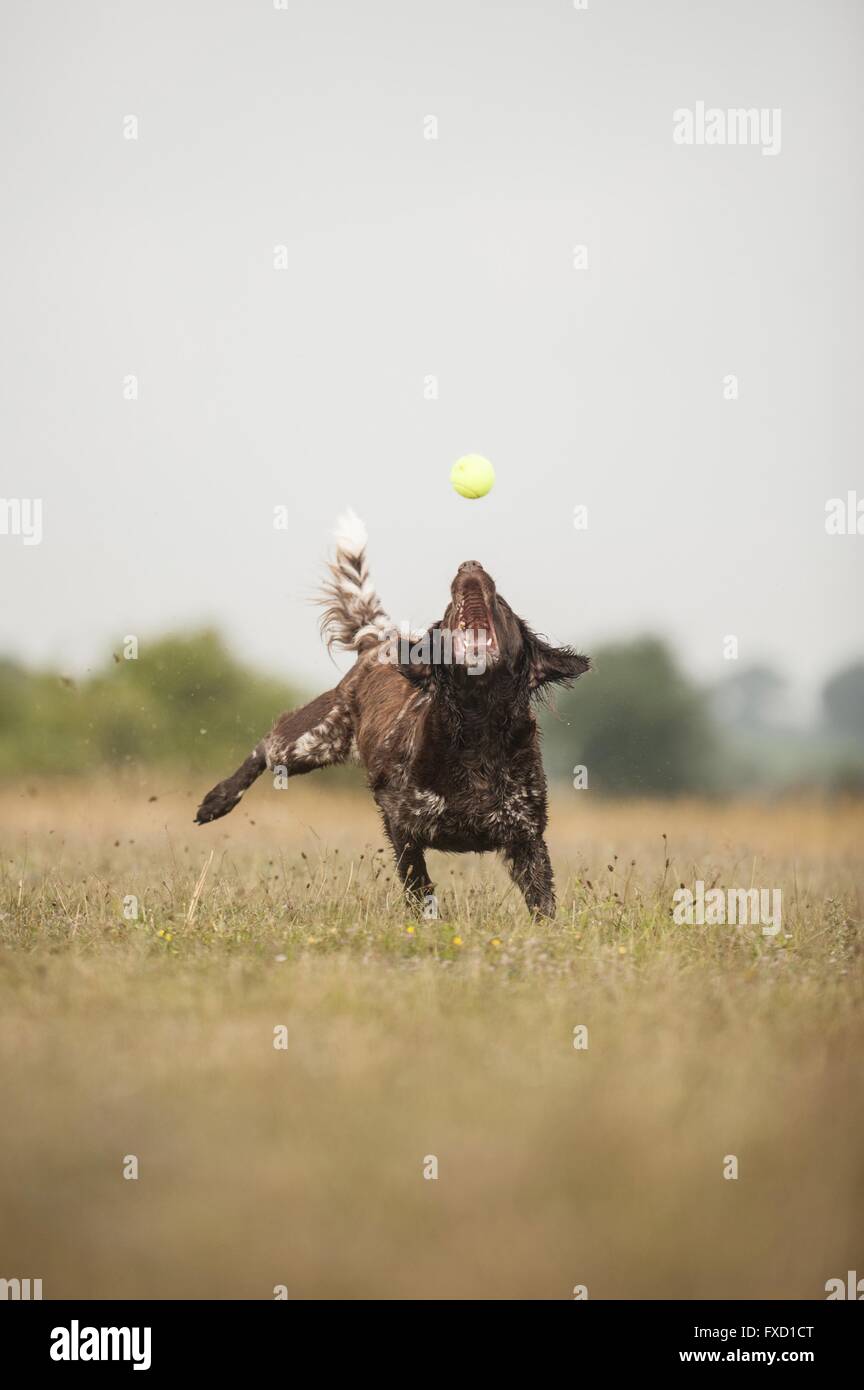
[{"xmin": 521, "ymin": 625, "xmax": 591, "ymax": 692}]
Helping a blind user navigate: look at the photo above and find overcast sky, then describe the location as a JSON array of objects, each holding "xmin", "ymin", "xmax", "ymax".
[{"xmin": 1, "ymin": 0, "xmax": 861, "ymax": 717}]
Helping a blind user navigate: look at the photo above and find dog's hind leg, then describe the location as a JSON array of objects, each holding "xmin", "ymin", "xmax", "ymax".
[
  {"xmin": 195, "ymin": 689, "xmax": 354, "ymax": 825},
  {"xmin": 503, "ymin": 836, "xmax": 556, "ymax": 919}
]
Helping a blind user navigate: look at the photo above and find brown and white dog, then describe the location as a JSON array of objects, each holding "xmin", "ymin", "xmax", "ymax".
[{"xmin": 195, "ymin": 514, "xmax": 589, "ymax": 917}]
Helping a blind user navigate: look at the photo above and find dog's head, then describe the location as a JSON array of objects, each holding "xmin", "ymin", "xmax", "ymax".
[{"xmin": 401, "ymin": 560, "xmax": 589, "ymax": 698}]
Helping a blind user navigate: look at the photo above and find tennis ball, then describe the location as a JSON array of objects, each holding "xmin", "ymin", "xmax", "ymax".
[{"xmin": 450, "ymin": 454, "xmax": 495, "ymax": 499}]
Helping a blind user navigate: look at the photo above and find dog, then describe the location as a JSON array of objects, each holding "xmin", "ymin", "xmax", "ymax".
[{"xmin": 195, "ymin": 514, "xmax": 589, "ymax": 917}]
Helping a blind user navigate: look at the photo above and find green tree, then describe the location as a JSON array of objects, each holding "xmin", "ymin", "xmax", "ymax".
[
  {"xmin": 540, "ymin": 637, "xmax": 719, "ymax": 795},
  {"xmin": 0, "ymin": 631, "xmax": 305, "ymax": 776},
  {"xmin": 823, "ymin": 662, "xmax": 864, "ymax": 742},
  {"xmin": 710, "ymin": 665, "xmax": 786, "ymax": 729}
]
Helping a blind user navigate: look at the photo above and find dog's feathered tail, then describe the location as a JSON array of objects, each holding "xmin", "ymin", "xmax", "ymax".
[{"xmin": 318, "ymin": 511, "xmax": 392, "ymax": 654}]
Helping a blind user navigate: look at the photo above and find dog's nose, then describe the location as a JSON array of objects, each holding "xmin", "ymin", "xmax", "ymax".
[{"xmin": 458, "ymin": 561, "xmax": 482, "ymax": 574}]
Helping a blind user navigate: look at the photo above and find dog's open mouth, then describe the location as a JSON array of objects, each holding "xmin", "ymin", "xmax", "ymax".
[{"xmin": 449, "ymin": 587, "xmax": 499, "ymax": 666}]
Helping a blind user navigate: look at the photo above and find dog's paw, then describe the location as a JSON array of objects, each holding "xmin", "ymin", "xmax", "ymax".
[{"xmin": 194, "ymin": 785, "xmax": 239, "ymax": 824}]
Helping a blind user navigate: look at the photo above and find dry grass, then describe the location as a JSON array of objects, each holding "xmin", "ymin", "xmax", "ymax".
[{"xmin": 0, "ymin": 774, "xmax": 862, "ymax": 1300}]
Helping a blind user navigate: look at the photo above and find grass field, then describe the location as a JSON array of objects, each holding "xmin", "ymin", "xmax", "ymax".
[{"xmin": 1, "ymin": 774, "xmax": 862, "ymax": 1300}]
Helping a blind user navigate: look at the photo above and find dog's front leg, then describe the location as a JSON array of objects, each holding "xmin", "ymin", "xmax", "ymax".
[
  {"xmin": 504, "ymin": 837, "xmax": 556, "ymax": 919},
  {"xmin": 384, "ymin": 820, "xmax": 436, "ymax": 910},
  {"xmin": 195, "ymin": 689, "xmax": 353, "ymax": 825},
  {"xmin": 263, "ymin": 689, "xmax": 354, "ymax": 778}
]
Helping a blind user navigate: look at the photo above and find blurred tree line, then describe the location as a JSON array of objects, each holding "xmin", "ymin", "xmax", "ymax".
[
  {"xmin": 0, "ymin": 632, "xmax": 302, "ymax": 777},
  {"xmin": 541, "ymin": 641, "xmax": 864, "ymax": 795},
  {"xmin": 0, "ymin": 630, "xmax": 862, "ymax": 794},
  {"xmin": 540, "ymin": 639, "xmax": 718, "ymax": 795}
]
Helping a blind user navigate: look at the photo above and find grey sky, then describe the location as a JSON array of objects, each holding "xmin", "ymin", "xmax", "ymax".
[{"xmin": 1, "ymin": 0, "xmax": 861, "ymax": 717}]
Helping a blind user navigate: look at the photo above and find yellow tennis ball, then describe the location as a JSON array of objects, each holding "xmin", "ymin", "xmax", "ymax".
[{"xmin": 450, "ymin": 454, "xmax": 495, "ymax": 499}]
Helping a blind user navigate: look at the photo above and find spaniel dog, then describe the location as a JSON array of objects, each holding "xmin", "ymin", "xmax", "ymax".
[{"xmin": 196, "ymin": 514, "xmax": 589, "ymax": 917}]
